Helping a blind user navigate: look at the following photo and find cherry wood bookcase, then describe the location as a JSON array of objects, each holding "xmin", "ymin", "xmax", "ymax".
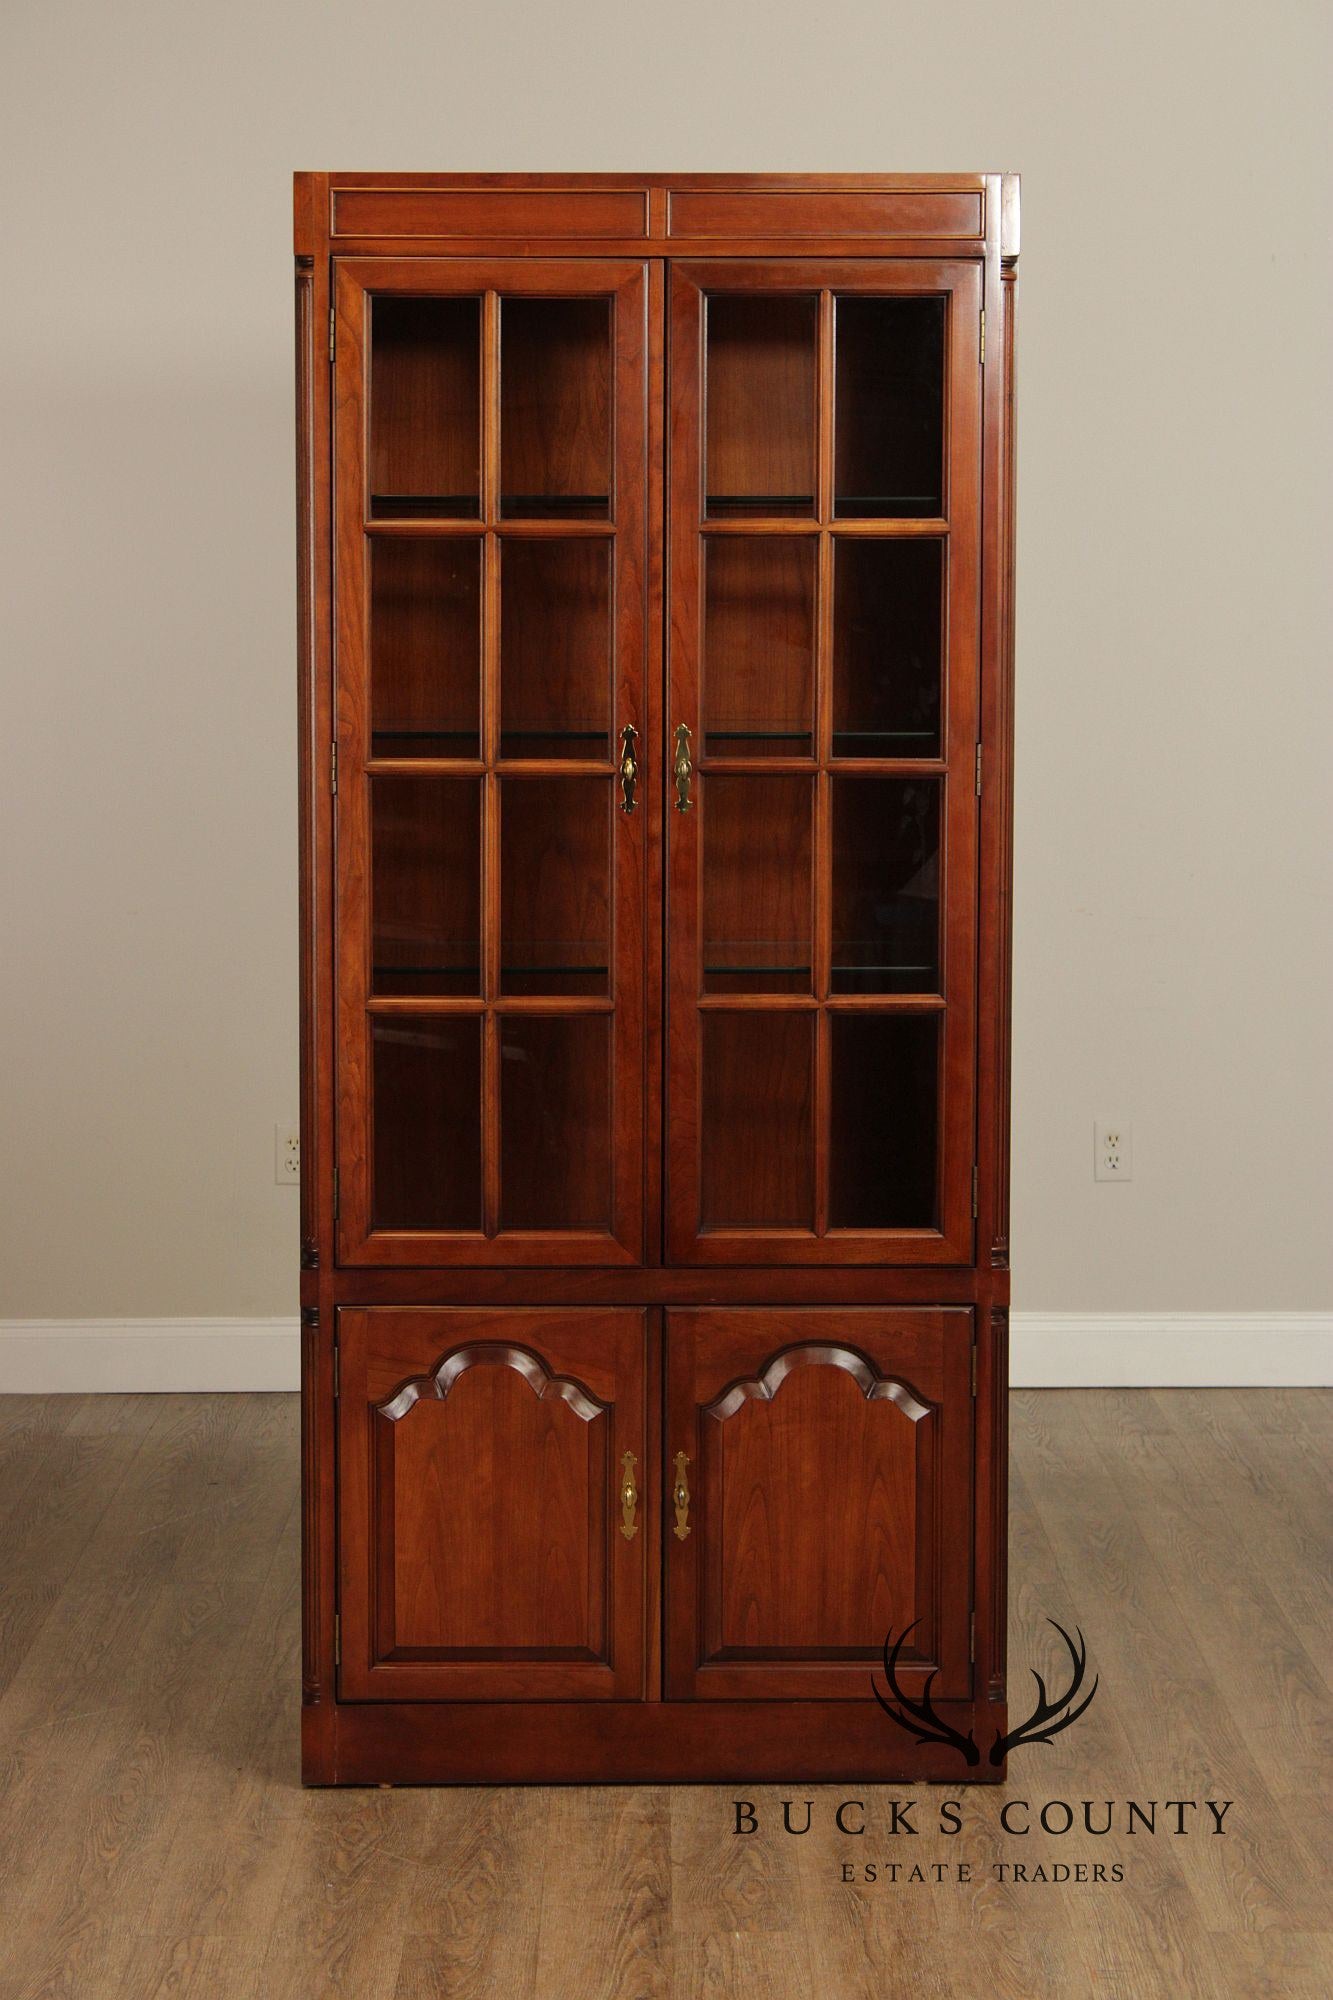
[{"xmin": 295, "ymin": 172, "xmax": 1019, "ymax": 1785}]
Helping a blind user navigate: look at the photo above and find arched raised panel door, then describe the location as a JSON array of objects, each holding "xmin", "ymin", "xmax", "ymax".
[
  {"xmin": 337, "ymin": 1308, "xmax": 652, "ymax": 1700},
  {"xmin": 665, "ymin": 1308, "xmax": 973, "ymax": 1701}
]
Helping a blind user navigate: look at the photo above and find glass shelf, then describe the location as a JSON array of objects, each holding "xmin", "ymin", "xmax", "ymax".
[
  {"xmin": 372, "ymin": 729, "xmax": 480, "ymax": 761},
  {"xmin": 369, "ymin": 494, "xmax": 479, "ymax": 520},
  {"xmin": 707, "ymin": 731, "xmax": 811, "ymax": 743},
  {"xmin": 373, "ymin": 964, "xmax": 480, "ymax": 996},
  {"xmin": 705, "ymin": 494, "xmax": 815, "ymax": 517},
  {"xmin": 499, "ymin": 494, "xmax": 610, "ymax": 519},
  {"xmin": 501, "ymin": 729, "xmax": 606, "ymax": 746},
  {"xmin": 704, "ymin": 960, "xmax": 812, "ymax": 978},
  {"xmin": 373, "ymin": 964, "xmax": 608, "ymax": 979},
  {"xmin": 833, "ymin": 495, "xmax": 939, "ymax": 518},
  {"xmin": 831, "ymin": 732, "xmax": 936, "ymax": 757}
]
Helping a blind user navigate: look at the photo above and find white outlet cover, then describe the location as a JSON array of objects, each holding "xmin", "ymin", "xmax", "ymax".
[
  {"xmin": 275, "ymin": 1124, "xmax": 301, "ymax": 1184},
  {"xmin": 1094, "ymin": 1121, "xmax": 1132, "ymax": 1182}
]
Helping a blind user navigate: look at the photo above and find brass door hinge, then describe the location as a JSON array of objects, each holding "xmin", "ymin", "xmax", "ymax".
[
  {"xmin": 972, "ymin": 1164, "xmax": 979, "ymax": 1217},
  {"xmin": 329, "ymin": 308, "xmax": 335, "ymax": 364},
  {"xmin": 332, "ymin": 1338, "xmax": 340, "ymax": 1400},
  {"xmin": 979, "ymin": 308, "xmax": 986, "ymax": 365},
  {"xmin": 332, "ymin": 1166, "xmax": 340, "ymax": 1221},
  {"xmin": 975, "ymin": 743, "xmax": 983, "ymax": 797},
  {"xmin": 334, "ymin": 1612, "xmax": 341, "ymax": 1666},
  {"xmin": 330, "ymin": 741, "xmax": 338, "ymax": 794}
]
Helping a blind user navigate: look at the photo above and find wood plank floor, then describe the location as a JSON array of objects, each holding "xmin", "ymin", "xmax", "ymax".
[{"xmin": 0, "ymin": 1390, "xmax": 1326, "ymax": 1998}]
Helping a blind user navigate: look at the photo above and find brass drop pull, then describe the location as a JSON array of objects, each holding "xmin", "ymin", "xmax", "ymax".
[
  {"xmin": 618, "ymin": 724, "xmax": 639, "ymax": 814},
  {"xmin": 619, "ymin": 1449, "xmax": 639, "ymax": 1541},
  {"xmin": 672, "ymin": 1450, "xmax": 691, "ymax": 1540},
  {"xmin": 672, "ymin": 723, "xmax": 694, "ymax": 813}
]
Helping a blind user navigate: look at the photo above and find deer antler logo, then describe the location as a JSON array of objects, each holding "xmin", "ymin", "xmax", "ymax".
[{"xmin": 872, "ymin": 1618, "xmax": 1099, "ymax": 1765}]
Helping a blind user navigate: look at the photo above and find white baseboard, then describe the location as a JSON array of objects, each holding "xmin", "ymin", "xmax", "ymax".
[
  {"xmin": 0, "ymin": 1319, "xmax": 299, "ymax": 1393},
  {"xmin": 1009, "ymin": 1312, "xmax": 1331, "ymax": 1387},
  {"xmin": 0, "ymin": 1312, "xmax": 1327, "ymax": 1394}
]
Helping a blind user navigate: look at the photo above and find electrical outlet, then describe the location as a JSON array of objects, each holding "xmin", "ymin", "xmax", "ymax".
[
  {"xmin": 275, "ymin": 1125, "xmax": 301, "ymax": 1185},
  {"xmin": 1094, "ymin": 1121, "xmax": 1132, "ymax": 1182}
]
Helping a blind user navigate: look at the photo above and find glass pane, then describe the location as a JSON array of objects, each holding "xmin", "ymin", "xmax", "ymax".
[
  {"xmin": 701, "ymin": 1012, "xmax": 814, "ymax": 1229},
  {"xmin": 703, "ymin": 538, "xmax": 816, "ymax": 757},
  {"xmin": 500, "ymin": 539, "xmax": 611, "ymax": 759},
  {"xmin": 500, "ymin": 298, "xmax": 611, "ymax": 519},
  {"xmin": 832, "ymin": 540, "xmax": 942, "ymax": 757},
  {"xmin": 703, "ymin": 774, "xmax": 812, "ymax": 993},
  {"xmin": 371, "ymin": 777, "xmax": 481, "ymax": 996},
  {"xmin": 831, "ymin": 778, "xmax": 940, "ymax": 995},
  {"xmin": 372, "ymin": 1016, "xmax": 482, "ymax": 1231},
  {"xmin": 371, "ymin": 539, "xmax": 481, "ymax": 758},
  {"xmin": 369, "ymin": 296, "xmax": 481, "ymax": 519},
  {"xmin": 500, "ymin": 1016, "xmax": 611, "ymax": 1230},
  {"xmin": 705, "ymin": 295, "xmax": 817, "ymax": 518},
  {"xmin": 828, "ymin": 1015, "xmax": 938, "ymax": 1228},
  {"xmin": 500, "ymin": 777, "xmax": 610, "ymax": 995},
  {"xmin": 834, "ymin": 297, "xmax": 944, "ymax": 518}
]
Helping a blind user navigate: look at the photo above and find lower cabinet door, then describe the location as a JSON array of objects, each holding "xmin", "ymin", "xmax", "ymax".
[
  {"xmin": 337, "ymin": 1307, "xmax": 652, "ymax": 1700},
  {"xmin": 665, "ymin": 1308, "xmax": 973, "ymax": 1701}
]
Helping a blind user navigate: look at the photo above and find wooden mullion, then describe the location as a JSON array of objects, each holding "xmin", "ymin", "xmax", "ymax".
[
  {"xmin": 493, "ymin": 759, "xmax": 616, "ymax": 778},
  {"xmin": 817, "ymin": 288, "xmax": 835, "ymax": 523},
  {"xmin": 482, "ymin": 1010, "xmax": 501, "ymax": 1237},
  {"xmin": 365, "ymin": 757, "xmax": 486, "ymax": 778},
  {"xmin": 482, "ymin": 289, "xmax": 501, "ymax": 528},
  {"xmin": 698, "ymin": 756, "xmax": 818, "ymax": 777},
  {"xmin": 696, "ymin": 993, "xmax": 819, "ymax": 1012},
  {"xmin": 365, "ymin": 517, "xmax": 485, "ymax": 539},
  {"xmin": 822, "ymin": 757, "xmax": 948, "ymax": 777},
  {"xmin": 823, "ymin": 993, "xmax": 947, "ymax": 1013},
  {"xmin": 493, "ymin": 518, "xmax": 616, "ymax": 539},
  {"xmin": 366, "ymin": 994, "xmax": 616, "ymax": 1017},
  {"xmin": 364, "ymin": 518, "xmax": 618, "ymax": 540},
  {"xmin": 827, "ymin": 518, "xmax": 951, "ymax": 540},
  {"xmin": 698, "ymin": 519, "xmax": 822, "ymax": 538},
  {"xmin": 814, "ymin": 1008, "xmax": 831, "ymax": 1239}
]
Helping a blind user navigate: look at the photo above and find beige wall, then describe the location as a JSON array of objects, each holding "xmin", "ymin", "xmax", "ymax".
[{"xmin": 1, "ymin": 0, "xmax": 1329, "ymax": 1320}]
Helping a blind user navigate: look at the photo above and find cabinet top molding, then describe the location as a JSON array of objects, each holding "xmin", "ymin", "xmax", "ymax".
[{"xmin": 294, "ymin": 172, "xmax": 1020, "ymax": 265}]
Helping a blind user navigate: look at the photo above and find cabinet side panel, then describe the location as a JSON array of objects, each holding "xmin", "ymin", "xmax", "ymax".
[
  {"xmin": 988, "ymin": 1305, "xmax": 1009, "ymax": 1698},
  {"xmin": 296, "ymin": 259, "xmax": 319, "ymax": 1272},
  {"xmin": 993, "ymin": 265, "xmax": 1017, "ymax": 1268},
  {"xmin": 296, "ymin": 173, "xmax": 338, "ymax": 1781}
]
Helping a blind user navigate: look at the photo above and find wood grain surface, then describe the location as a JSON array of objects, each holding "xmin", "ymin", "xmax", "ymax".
[{"xmin": 0, "ymin": 1387, "xmax": 1325, "ymax": 1997}]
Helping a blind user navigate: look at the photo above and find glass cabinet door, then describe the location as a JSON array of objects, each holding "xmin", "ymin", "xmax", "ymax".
[
  {"xmin": 333, "ymin": 260, "xmax": 648, "ymax": 1264},
  {"xmin": 667, "ymin": 261, "xmax": 982, "ymax": 1264}
]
